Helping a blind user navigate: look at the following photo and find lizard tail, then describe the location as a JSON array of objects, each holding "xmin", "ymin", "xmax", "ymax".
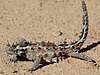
[{"xmin": 70, "ymin": 0, "xmax": 89, "ymax": 49}]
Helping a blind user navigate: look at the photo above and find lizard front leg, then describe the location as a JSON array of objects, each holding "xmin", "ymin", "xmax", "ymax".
[
  {"xmin": 68, "ymin": 51, "xmax": 96, "ymax": 63},
  {"xmin": 9, "ymin": 54, "xmax": 17, "ymax": 62},
  {"xmin": 29, "ymin": 54, "xmax": 43, "ymax": 71}
]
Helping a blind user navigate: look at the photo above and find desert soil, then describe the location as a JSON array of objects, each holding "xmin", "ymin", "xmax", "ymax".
[{"xmin": 0, "ymin": 0, "xmax": 100, "ymax": 75}]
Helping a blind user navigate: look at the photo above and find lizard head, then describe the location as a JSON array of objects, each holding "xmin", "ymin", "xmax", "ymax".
[
  {"xmin": 6, "ymin": 41, "xmax": 25, "ymax": 56},
  {"xmin": 6, "ymin": 38, "xmax": 28, "ymax": 56},
  {"xmin": 6, "ymin": 41, "xmax": 27, "ymax": 61}
]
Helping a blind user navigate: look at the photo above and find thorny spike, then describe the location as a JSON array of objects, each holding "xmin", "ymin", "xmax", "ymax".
[{"xmin": 7, "ymin": 40, "xmax": 11, "ymax": 46}]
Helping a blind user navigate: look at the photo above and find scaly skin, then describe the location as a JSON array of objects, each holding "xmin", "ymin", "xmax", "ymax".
[{"xmin": 6, "ymin": 0, "xmax": 96, "ymax": 71}]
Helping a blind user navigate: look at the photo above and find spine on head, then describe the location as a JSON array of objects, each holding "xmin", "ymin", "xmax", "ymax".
[{"xmin": 71, "ymin": 0, "xmax": 89, "ymax": 48}]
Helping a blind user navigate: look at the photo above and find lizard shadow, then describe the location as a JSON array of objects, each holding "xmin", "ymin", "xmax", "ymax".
[{"xmin": 79, "ymin": 41, "xmax": 100, "ymax": 53}]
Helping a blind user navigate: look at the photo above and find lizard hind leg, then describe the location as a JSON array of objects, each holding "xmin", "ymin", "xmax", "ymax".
[{"xmin": 68, "ymin": 52, "xmax": 96, "ymax": 63}]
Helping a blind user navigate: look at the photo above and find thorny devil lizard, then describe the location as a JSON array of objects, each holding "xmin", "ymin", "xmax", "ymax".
[{"xmin": 6, "ymin": 0, "xmax": 97, "ymax": 71}]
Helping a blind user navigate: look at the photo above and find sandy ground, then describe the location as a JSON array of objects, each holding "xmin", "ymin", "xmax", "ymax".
[{"xmin": 0, "ymin": 0, "xmax": 100, "ymax": 75}]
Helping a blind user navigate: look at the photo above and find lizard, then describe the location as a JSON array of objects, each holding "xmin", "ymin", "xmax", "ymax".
[{"xmin": 6, "ymin": 0, "xmax": 96, "ymax": 71}]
